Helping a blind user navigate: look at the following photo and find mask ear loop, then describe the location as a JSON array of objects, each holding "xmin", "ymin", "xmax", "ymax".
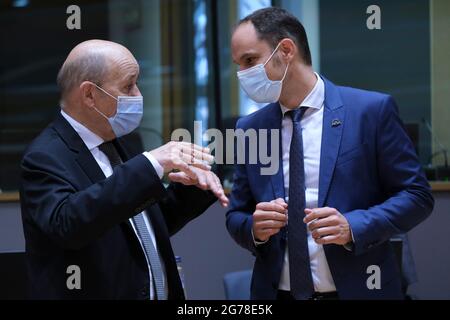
[
  {"xmin": 88, "ymin": 82, "xmax": 118, "ymax": 120},
  {"xmin": 92, "ymin": 106, "xmax": 110, "ymax": 120},
  {"xmin": 263, "ymin": 42, "xmax": 290, "ymax": 82},
  {"xmin": 280, "ymin": 62, "xmax": 290, "ymax": 82},
  {"xmin": 263, "ymin": 42, "xmax": 283, "ymax": 67},
  {"xmin": 91, "ymin": 82, "xmax": 119, "ymax": 102}
]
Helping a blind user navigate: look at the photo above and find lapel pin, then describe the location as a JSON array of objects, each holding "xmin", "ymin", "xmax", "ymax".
[{"xmin": 332, "ymin": 119, "xmax": 342, "ymax": 127}]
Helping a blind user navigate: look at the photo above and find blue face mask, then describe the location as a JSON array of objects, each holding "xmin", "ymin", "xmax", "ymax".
[
  {"xmin": 92, "ymin": 83, "xmax": 143, "ymax": 138},
  {"xmin": 237, "ymin": 42, "xmax": 289, "ymax": 104}
]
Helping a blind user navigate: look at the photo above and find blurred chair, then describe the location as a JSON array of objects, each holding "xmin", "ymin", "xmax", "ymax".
[{"xmin": 223, "ymin": 270, "xmax": 252, "ymax": 300}]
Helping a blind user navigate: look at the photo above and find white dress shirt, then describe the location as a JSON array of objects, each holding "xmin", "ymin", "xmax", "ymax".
[
  {"xmin": 277, "ymin": 74, "xmax": 337, "ymax": 293},
  {"xmin": 61, "ymin": 110, "xmax": 167, "ymax": 300}
]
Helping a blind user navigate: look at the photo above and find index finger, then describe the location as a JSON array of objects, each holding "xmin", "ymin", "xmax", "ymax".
[
  {"xmin": 179, "ymin": 145, "xmax": 214, "ymax": 164},
  {"xmin": 182, "ymin": 148, "xmax": 215, "ymax": 164},
  {"xmin": 255, "ymin": 211, "xmax": 288, "ymax": 222},
  {"xmin": 303, "ymin": 207, "xmax": 337, "ymax": 224},
  {"xmin": 179, "ymin": 142, "xmax": 210, "ymax": 153},
  {"xmin": 211, "ymin": 175, "xmax": 229, "ymax": 207},
  {"xmin": 271, "ymin": 198, "xmax": 288, "ymax": 208},
  {"xmin": 172, "ymin": 159, "xmax": 198, "ymax": 180},
  {"xmin": 216, "ymin": 191, "xmax": 229, "ymax": 208},
  {"xmin": 256, "ymin": 202, "xmax": 287, "ymax": 213}
]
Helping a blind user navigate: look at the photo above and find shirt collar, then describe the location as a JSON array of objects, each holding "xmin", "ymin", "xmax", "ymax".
[
  {"xmin": 280, "ymin": 72, "xmax": 325, "ymax": 116},
  {"xmin": 60, "ymin": 110, "xmax": 104, "ymax": 151}
]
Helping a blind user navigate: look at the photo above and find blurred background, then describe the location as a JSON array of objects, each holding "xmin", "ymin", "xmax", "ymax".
[{"xmin": 0, "ymin": 0, "xmax": 449, "ymax": 299}]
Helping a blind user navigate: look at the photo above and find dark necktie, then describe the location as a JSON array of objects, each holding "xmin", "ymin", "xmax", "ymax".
[
  {"xmin": 286, "ymin": 108, "xmax": 315, "ymax": 299},
  {"xmin": 98, "ymin": 141, "xmax": 167, "ymax": 300}
]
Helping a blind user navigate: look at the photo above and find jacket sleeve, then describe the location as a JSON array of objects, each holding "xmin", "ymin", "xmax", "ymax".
[
  {"xmin": 225, "ymin": 119, "xmax": 259, "ymax": 255},
  {"xmin": 158, "ymin": 182, "xmax": 218, "ymax": 237},
  {"xmin": 20, "ymin": 151, "xmax": 167, "ymax": 250},
  {"xmin": 344, "ymin": 95, "xmax": 434, "ymax": 256}
]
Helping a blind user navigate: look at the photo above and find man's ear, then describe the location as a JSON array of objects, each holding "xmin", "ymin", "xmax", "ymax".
[
  {"xmin": 279, "ymin": 38, "xmax": 296, "ymax": 63},
  {"xmin": 79, "ymin": 81, "xmax": 96, "ymax": 108}
]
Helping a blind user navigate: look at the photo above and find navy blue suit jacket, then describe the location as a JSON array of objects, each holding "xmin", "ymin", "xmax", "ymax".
[
  {"xmin": 226, "ymin": 77, "xmax": 434, "ymax": 300},
  {"xmin": 20, "ymin": 114, "xmax": 216, "ymax": 299}
]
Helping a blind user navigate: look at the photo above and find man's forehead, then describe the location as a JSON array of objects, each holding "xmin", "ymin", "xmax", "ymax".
[
  {"xmin": 232, "ymin": 23, "xmax": 257, "ymax": 46},
  {"xmin": 126, "ymin": 62, "xmax": 140, "ymax": 76},
  {"xmin": 232, "ymin": 23, "xmax": 273, "ymax": 58},
  {"xmin": 109, "ymin": 57, "xmax": 139, "ymax": 81},
  {"xmin": 233, "ymin": 40, "xmax": 271, "ymax": 63}
]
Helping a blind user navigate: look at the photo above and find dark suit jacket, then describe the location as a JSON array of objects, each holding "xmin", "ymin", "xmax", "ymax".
[
  {"xmin": 226, "ymin": 77, "xmax": 434, "ymax": 300},
  {"xmin": 20, "ymin": 113, "xmax": 217, "ymax": 300}
]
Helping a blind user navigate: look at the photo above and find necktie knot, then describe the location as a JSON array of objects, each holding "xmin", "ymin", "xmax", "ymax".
[{"xmin": 286, "ymin": 107, "xmax": 307, "ymax": 123}]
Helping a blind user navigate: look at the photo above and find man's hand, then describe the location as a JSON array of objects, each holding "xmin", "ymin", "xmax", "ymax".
[
  {"xmin": 303, "ymin": 207, "xmax": 352, "ymax": 246},
  {"xmin": 149, "ymin": 141, "xmax": 214, "ymax": 179},
  {"xmin": 168, "ymin": 167, "xmax": 229, "ymax": 208},
  {"xmin": 252, "ymin": 198, "xmax": 288, "ymax": 242}
]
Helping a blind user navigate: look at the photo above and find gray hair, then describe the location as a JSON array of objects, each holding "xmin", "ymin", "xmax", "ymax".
[{"xmin": 56, "ymin": 52, "xmax": 108, "ymax": 104}]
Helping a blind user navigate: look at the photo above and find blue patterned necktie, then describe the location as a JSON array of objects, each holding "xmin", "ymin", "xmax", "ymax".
[
  {"xmin": 286, "ymin": 108, "xmax": 315, "ymax": 299},
  {"xmin": 99, "ymin": 141, "xmax": 167, "ymax": 300}
]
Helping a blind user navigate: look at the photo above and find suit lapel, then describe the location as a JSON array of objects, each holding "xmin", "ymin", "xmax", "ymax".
[
  {"xmin": 267, "ymin": 103, "xmax": 286, "ymax": 200},
  {"xmin": 318, "ymin": 78, "xmax": 345, "ymax": 208},
  {"xmin": 52, "ymin": 113, "xmax": 106, "ymax": 183},
  {"xmin": 75, "ymin": 151, "xmax": 106, "ymax": 183}
]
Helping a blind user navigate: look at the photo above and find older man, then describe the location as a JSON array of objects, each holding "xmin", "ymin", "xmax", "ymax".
[{"xmin": 20, "ymin": 40, "xmax": 228, "ymax": 300}]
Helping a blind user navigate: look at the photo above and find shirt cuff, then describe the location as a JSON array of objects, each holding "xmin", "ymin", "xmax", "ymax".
[
  {"xmin": 143, "ymin": 152, "xmax": 164, "ymax": 179},
  {"xmin": 343, "ymin": 227, "xmax": 355, "ymax": 251},
  {"xmin": 251, "ymin": 228, "xmax": 268, "ymax": 246}
]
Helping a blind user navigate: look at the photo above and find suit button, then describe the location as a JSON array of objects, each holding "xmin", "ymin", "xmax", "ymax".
[{"xmin": 141, "ymin": 287, "xmax": 148, "ymax": 296}]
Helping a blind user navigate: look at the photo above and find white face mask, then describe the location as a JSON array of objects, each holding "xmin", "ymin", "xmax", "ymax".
[
  {"xmin": 237, "ymin": 42, "xmax": 289, "ymax": 104},
  {"xmin": 92, "ymin": 83, "xmax": 143, "ymax": 138}
]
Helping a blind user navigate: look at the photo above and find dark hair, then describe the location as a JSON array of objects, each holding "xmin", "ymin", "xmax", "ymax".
[{"xmin": 238, "ymin": 7, "xmax": 312, "ymax": 66}]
